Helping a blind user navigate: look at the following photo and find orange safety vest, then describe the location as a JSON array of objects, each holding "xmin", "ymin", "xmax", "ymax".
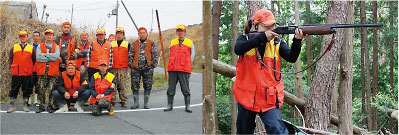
[
  {"xmin": 60, "ymin": 36, "xmax": 77, "ymax": 60},
  {"xmin": 35, "ymin": 42, "xmax": 60, "ymax": 76},
  {"xmin": 167, "ymin": 38, "xmax": 192, "ymax": 73},
  {"xmin": 111, "ymin": 40, "xmax": 129, "ymax": 69},
  {"xmin": 76, "ymin": 41, "xmax": 91, "ymax": 68},
  {"xmin": 232, "ymin": 37, "xmax": 284, "ymax": 113},
  {"xmin": 89, "ymin": 41, "xmax": 111, "ymax": 69},
  {"xmin": 89, "ymin": 72, "xmax": 115, "ymax": 104},
  {"xmin": 11, "ymin": 43, "xmax": 34, "ymax": 76},
  {"xmin": 62, "ymin": 71, "xmax": 86, "ymax": 95},
  {"xmin": 130, "ymin": 40, "xmax": 152, "ymax": 68}
]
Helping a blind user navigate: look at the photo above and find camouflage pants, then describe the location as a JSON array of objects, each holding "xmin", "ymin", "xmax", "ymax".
[
  {"xmin": 37, "ymin": 72, "xmax": 58, "ymax": 107},
  {"xmin": 110, "ymin": 69, "xmax": 129, "ymax": 103},
  {"xmin": 130, "ymin": 68, "xmax": 154, "ymax": 97}
]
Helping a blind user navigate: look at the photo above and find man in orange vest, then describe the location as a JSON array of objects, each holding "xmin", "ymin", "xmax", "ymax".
[
  {"xmin": 89, "ymin": 60, "xmax": 116, "ymax": 116},
  {"xmin": 86, "ymin": 28, "xmax": 113, "ymax": 82},
  {"xmin": 28, "ymin": 31, "xmax": 41, "ymax": 107},
  {"xmin": 110, "ymin": 27, "xmax": 130, "ymax": 108},
  {"xmin": 129, "ymin": 27, "xmax": 158, "ymax": 109},
  {"xmin": 35, "ymin": 29, "xmax": 60, "ymax": 113},
  {"xmin": 164, "ymin": 25, "xmax": 195, "ymax": 113},
  {"xmin": 52, "ymin": 60, "xmax": 90, "ymax": 113},
  {"xmin": 54, "ymin": 21, "xmax": 78, "ymax": 72},
  {"xmin": 7, "ymin": 30, "xmax": 36, "ymax": 113},
  {"xmin": 75, "ymin": 31, "xmax": 90, "ymax": 78}
]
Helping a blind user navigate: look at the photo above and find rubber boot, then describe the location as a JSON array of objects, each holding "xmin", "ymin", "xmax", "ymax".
[
  {"xmin": 108, "ymin": 106, "xmax": 115, "ymax": 116},
  {"xmin": 131, "ymin": 95, "xmax": 139, "ymax": 109},
  {"xmin": 23, "ymin": 98, "xmax": 30, "ymax": 112},
  {"xmin": 144, "ymin": 94, "xmax": 150, "ymax": 109},
  {"xmin": 7, "ymin": 98, "xmax": 16, "ymax": 113},
  {"xmin": 184, "ymin": 96, "xmax": 192, "ymax": 113},
  {"xmin": 91, "ymin": 104, "xmax": 101, "ymax": 116},
  {"xmin": 164, "ymin": 96, "xmax": 174, "ymax": 112},
  {"xmin": 36, "ymin": 104, "xmax": 45, "ymax": 113},
  {"xmin": 33, "ymin": 94, "xmax": 38, "ymax": 107},
  {"xmin": 55, "ymin": 104, "xmax": 68, "ymax": 113},
  {"xmin": 75, "ymin": 101, "xmax": 84, "ymax": 112}
]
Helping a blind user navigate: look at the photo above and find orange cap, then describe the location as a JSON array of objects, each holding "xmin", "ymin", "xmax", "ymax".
[
  {"xmin": 116, "ymin": 27, "xmax": 125, "ymax": 32},
  {"xmin": 99, "ymin": 60, "xmax": 108, "ymax": 66},
  {"xmin": 62, "ymin": 21, "xmax": 71, "ymax": 27},
  {"xmin": 138, "ymin": 27, "xmax": 147, "ymax": 33},
  {"xmin": 253, "ymin": 9, "xmax": 278, "ymax": 26},
  {"xmin": 176, "ymin": 25, "xmax": 186, "ymax": 31},
  {"xmin": 109, "ymin": 34, "xmax": 116, "ymax": 39},
  {"xmin": 44, "ymin": 29, "xmax": 54, "ymax": 34},
  {"xmin": 18, "ymin": 30, "xmax": 28, "ymax": 36},
  {"xmin": 66, "ymin": 60, "xmax": 77, "ymax": 67},
  {"xmin": 96, "ymin": 28, "xmax": 106, "ymax": 35}
]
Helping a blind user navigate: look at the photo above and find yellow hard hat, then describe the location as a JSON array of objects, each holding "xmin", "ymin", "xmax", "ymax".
[
  {"xmin": 96, "ymin": 28, "xmax": 106, "ymax": 35},
  {"xmin": 44, "ymin": 29, "xmax": 54, "ymax": 34},
  {"xmin": 18, "ymin": 30, "xmax": 28, "ymax": 36},
  {"xmin": 116, "ymin": 27, "xmax": 124, "ymax": 32},
  {"xmin": 176, "ymin": 25, "xmax": 186, "ymax": 31}
]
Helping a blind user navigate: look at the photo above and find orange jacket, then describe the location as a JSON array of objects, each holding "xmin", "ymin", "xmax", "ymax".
[
  {"xmin": 89, "ymin": 41, "xmax": 111, "ymax": 69},
  {"xmin": 59, "ymin": 37, "xmax": 77, "ymax": 60},
  {"xmin": 89, "ymin": 72, "xmax": 115, "ymax": 104},
  {"xmin": 35, "ymin": 42, "xmax": 60, "ymax": 76},
  {"xmin": 111, "ymin": 40, "xmax": 129, "ymax": 69},
  {"xmin": 11, "ymin": 43, "xmax": 34, "ymax": 76},
  {"xmin": 232, "ymin": 37, "xmax": 284, "ymax": 113},
  {"xmin": 130, "ymin": 40, "xmax": 152, "ymax": 68},
  {"xmin": 167, "ymin": 38, "xmax": 193, "ymax": 73},
  {"xmin": 62, "ymin": 71, "xmax": 86, "ymax": 95},
  {"xmin": 76, "ymin": 41, "xmax": 91, "ymax": 68}
]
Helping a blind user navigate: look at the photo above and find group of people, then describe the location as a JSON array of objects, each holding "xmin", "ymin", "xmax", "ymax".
[{"xmin": 8, "ymin": 21, "xmax": 195, "ymax": 116}]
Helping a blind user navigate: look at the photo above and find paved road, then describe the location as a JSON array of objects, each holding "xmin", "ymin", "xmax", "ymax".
[{"xmin": 1, "ymin": 68, "xmax": 203, "ymax": 134}]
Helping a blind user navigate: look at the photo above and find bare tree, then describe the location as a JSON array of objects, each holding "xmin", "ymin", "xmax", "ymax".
[{"xmin": 371, "ymin": 1, "xmax": 379, "ymax": 131}]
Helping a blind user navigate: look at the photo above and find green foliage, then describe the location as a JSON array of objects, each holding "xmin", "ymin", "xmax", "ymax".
[{"xmin": 216, "ymin": 96, "xmax": 232, "ymax": 134}]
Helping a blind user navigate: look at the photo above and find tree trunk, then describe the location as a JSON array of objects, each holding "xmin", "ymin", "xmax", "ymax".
[
  {"xmin": 360, "ymin": 0, "xmax": 373, "ymax": 130},
  {"xmin": 371, "ymin": 1, "xmax": 379, "ymax": 131},
  {"xmin": 359, "ymin": 0, "xmax": 367, "ymax": 126},
  {"xmin": 389, "ymin": 1, "xmax": 394, "ymax": 133},
  {"xmin": 247, "ymin": 0, "xmax": 263, "ymax": 20},
  {"xmin": 271, "ymin": 0, "xmax": 275, "ymax": 12},
  {"xmin": 231, "ymin": 1, "xmax": 239, "ymax": 66},
  {"xmin": 305, "ymin": 0, "xmax": 313, "ymax": 88},
  {"xmin": 230, "ymin": 1, "xmax": 240, "ymax": 134},
  {"xmin": 304, "ymin": 1, "xmax": 348, "ymax": 131},
  {"xmin": 294, "ymin": 0, "xmax": 304, "ymax": 126},
  {"xmin": 202, "ymin": 1, "xmax": 218, "ymax": 134},
  {"xmin": 330, "ymin": 72, "xmax": 339, "ymax": 129},
  {"xmin": 338, "ymin": 1, "xmax": 354, "ymax": 134},
  {"xmin": 211, "ymin": 2, "xmax": 222, "ymax": 131}
]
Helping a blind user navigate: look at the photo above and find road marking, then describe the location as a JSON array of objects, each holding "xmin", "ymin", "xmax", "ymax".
[{"xmin": 0, "ymin": 103, "xmax": 203, "ymax": 114}]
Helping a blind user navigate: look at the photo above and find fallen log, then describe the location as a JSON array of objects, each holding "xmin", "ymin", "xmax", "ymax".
[{"xmin": 203, "ymin": 59, "xmax": 369, "ymax": 134}]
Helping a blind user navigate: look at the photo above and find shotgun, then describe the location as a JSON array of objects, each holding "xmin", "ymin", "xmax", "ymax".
[{"xmin": 272, "ymin": 23, "xmax": 383, "ymax": 35}]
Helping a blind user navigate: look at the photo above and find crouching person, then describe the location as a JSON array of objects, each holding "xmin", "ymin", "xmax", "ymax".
[
  {"xmin": 52, "ymin": 60, "xmax": 90, "ymax": 113},
  {"xmin": 89, "ymin": 60, "xmax": 116, "ymax": 116}
]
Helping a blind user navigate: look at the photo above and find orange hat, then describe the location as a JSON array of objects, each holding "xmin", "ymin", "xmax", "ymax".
[
  {"xmin": 99, "ymin": 60, "xmax": 108, "ymax": 66},
  {"xmin": 44, "ymin": 29, "xmax": 54, "ymax": 34},
  {"xmin": 96, "ymin": 28, "xmax": 106, "ymax": 35},
  {"xmin": 176, "ymin": 25, "xmax": 186, "ymax": 31},
  {"xmin": 66, "ymin": 60, "xmax": 77, "ymax": 67},
  {"xmin": 18, "ymin": 30, "xmax": 28, "ymax": 36},
  {"xmin": 138, "ymin": 27, "xmax": 147, "ymax": 33},
  {"xmin": 116, "ymin": 27, "xmax": 125, "ymax": 32},
  {"xmin": 253, "ymin": 9, "xmax": 278, "ymax": 26},
  {"xmin": 109, "ymin": 34, "xmax": 116, "ymax": 39},
  {"xmin": 62, "ymin": 21, "xmax": 71, "ymax": 27}
]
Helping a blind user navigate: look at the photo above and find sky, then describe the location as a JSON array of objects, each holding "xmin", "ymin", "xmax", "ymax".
[{"xmin": 8, "ymin": 0, "xmax": 203, "ymax": 39}]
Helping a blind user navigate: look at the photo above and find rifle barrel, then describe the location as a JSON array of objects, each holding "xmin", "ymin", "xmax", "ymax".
[{"xmin": 299, "ymin": 23, "xmax": 383, "ymax": 28}]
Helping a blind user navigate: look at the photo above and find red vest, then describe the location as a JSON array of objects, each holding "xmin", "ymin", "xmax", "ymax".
[
  {"xmin": 232, "ymin": 37, "xmax": 284, "ymax": 113},
  {"xmin": 89, "ymin": 41, "xmax": 111, "ymax": 69},
  {"xmin": 167, "ymin": 38, "xmax": 192, "ymax": 73},
  {"xmin": 89, "ymin": 72, "xmax": 115, "ymax": 104},
  {"xmin": 111, "ymin": 40, "xmax": 129, "ymax": 69},
  {"xmin": 11, "ymin": 43, "xmax": 34, "ymax": 76},
  {"xmin": 35, "ymin": 42, "xmax": 60, "ymax": 76},
  {"xmin": 62, "ymin": 71, "xmax": 85, "ymax": 95},
  {"xmin": 60, "ymin": 36, "xmax": 77, "ymax": 60},
  {"xmin": 76, "ymin": 41, "xmax": 91, "ymax": 68},
  {"xmin": 130, "ymin": 40, "xmax": 152, "ymax": 68}
]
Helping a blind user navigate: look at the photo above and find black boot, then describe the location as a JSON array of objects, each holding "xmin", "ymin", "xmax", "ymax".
[
  {"xmin": 184, "ymin": 96, "xmax": 192, "ymax": 113},
  {"xmin": 164, "ymin": 96, "xmax": 174, "ymax": 112},
  {"xmin": 47, "ymin": 105, "xmax": 55, "ymax": 113},
  {"xmin": 144, "ymin": 94, "xmax": 150, "ymax": 109},
  {"xmin": 36, "ymin": 104, "xmax": 45, "ymax": 113},
  {"xmin": 131, "ymin": 95, "xmax": 139, "ymax": 109}
]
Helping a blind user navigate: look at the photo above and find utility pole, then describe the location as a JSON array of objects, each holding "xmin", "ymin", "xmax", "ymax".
[
  {"xmin": 71, "ymin": 4, "xmax": 74, "ymax": 25},
  {"xmin": 116, "ymin": 0, "xmax": 119, "ymax": 29},
  {"xmin": 41, "ymin": 4, "xmax": 47, "ymax": 22},
  {"xmin": 121, "ymin": 0, "xmax": 138, "ymax": 31},
  {"xmin": 45, "ymin": 13, "xmax": 49, "ymax": 24}
]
